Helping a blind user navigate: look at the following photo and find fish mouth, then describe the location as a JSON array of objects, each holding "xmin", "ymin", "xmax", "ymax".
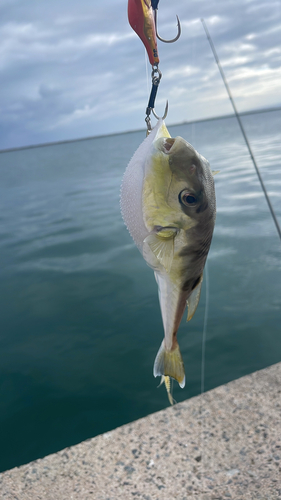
[
  {"xmin": 154, "ymin": 137, "xmax": 177, "ymax": 154},
  {"xmin": 155, "ymin": 136, "xmax": 197, "ymax": 161},
  {"xmin": 161, "ymin": 138, "xmax": 176, "ymax": 153},
  {"xmin": 156, "ymin": 137, "xmax": 194, "ymax": 156}
]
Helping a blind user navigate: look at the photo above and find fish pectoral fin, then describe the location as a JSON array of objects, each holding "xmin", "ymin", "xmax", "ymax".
[
  {"xmin": 186, "ymin": 273, "xmax": 203, "ymax": 321},
  {"xmin": 144, "ymin": 228, "xmax": 177, "ymax": 273},
  {"xmin": 212, "ymin": 170, "xmax": 220, "ymax": 176}
]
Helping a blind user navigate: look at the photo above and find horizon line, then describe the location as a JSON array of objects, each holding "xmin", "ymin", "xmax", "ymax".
[{"xmin": 1, "ymin": 104, "xmax": 281, "ymax": 154}]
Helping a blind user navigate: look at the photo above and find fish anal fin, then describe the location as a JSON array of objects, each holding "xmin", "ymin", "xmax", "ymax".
[
  {"xmin": 212, "ymin": 170, "xmax": 220, "ymax": 176},
  {"xmin": 144, "ymin": 227, "xmax": 177, "ymax": 272},
  {"xmin": 153, "ymin": 340, "xmax": 185, "ymax": 388},
  {"xmin": 164, "ymin": 376, "xmax": 176, "ymax": 405},
  {"xmin": 186, "ymin": 274, "xmax": 203, "ymax": 321}
]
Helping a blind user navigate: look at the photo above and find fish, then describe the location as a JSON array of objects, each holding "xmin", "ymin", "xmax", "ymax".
[{"xmin": 120, "ymin": 119, "xmax": 216, "ymax": 391}]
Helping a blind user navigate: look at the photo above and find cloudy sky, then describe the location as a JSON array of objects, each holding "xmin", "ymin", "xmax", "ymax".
[{"xmin": 1, "ymin": 0, "xmax": 281, "ymax": 149}]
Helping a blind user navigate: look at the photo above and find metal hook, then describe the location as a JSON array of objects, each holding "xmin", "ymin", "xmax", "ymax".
[
  {"xmin": 154, "ymin": 9, "xmax": 181, "ymax": 43},
  {"xmin": 152, "ymin": 100, "xmax": 168, "ymax": 120}
]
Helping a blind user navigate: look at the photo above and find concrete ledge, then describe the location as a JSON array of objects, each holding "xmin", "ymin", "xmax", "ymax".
[{"xmin": 1, "ymin": 363, "xmax": 280, "ymax": 500}]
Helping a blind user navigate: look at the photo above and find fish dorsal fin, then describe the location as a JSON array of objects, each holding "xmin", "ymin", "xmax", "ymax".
[
  {"xmin": 186, "ymin": 273, "xmax": 203, "ymax": 321},
  {"xmin": 212, "ymin": 170, "xmax": 220, "ymax": 176},
  {"xmin": 143, "ymin": 227, "xmax": 177, "ymax": 273}
]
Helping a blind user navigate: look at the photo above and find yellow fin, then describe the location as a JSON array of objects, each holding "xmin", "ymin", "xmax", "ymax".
[
  {"xmin": 164, "ymin": 376, "xmax": 176, "ymax": 405},
  {"xmin": 144, "ymin": 228, "xmax": 177, "ymax": 272},
  {"xmin": 153, "ymin": 340, "xmax": 185, "ymax": 388},
  {"xmin": 187, "ymin": 274, "xmax": 203, "ymax": 321},
  {"xmin": 212, "ymin": 170, "xmax": 220, "ymax": 176},
  {"xmin": 157, "ymin": 376, "xmax": 175, "ymax": 404}
]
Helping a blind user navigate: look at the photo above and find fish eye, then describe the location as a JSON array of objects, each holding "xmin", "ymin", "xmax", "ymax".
[{"xmin": 179, "ymin": 190, "xmax": 197, "ymax": 207}]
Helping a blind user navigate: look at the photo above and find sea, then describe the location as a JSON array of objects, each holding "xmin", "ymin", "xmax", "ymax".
[{"xmin": 0, "ymin": 108, "xmax": 281, "ymax": 473}]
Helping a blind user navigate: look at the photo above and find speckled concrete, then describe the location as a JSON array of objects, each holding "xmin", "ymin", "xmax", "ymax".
[{"xmin": 0, "ymin": 363, "xmax": 280, "ymax": 500}]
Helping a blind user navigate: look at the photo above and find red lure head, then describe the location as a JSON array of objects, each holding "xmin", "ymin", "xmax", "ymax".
[{"xmin": 128, "ymin": 0, "xmax": 159, "ymax": 65}]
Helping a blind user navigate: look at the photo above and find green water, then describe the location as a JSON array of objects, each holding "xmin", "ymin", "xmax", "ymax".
[{"xmin": 0, "ymin": 109, "xmax": 280, "ymax": 472}]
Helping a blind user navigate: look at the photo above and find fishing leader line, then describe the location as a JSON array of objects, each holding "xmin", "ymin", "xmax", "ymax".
[
  {"xmin": 199, "ymin": 259, "xmax": 209, "ymax": 494},
  {"xmin": 144, "ymin": 49, "xmax": 150, "ymax": 101},
  {"xmin": 201, "ymin": 261, "xmax": 209, "ymax": 400},
  {"xmin": 188, "ymin": 33, "xmax": 209, "ymax": 493},
  {"xmin": 201, "ymin": 18, "xmax": 281, "ymax": 242}
]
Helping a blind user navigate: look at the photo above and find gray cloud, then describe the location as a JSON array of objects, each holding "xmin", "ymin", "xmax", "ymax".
[{"xmin": 1, "ymin": 0, "xmax": 281, "ymax": 148}]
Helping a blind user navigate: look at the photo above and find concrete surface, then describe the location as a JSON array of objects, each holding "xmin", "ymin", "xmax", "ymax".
[{"xmin": 0, "ymin": 362, "xmax": 280, "ymax": 500}]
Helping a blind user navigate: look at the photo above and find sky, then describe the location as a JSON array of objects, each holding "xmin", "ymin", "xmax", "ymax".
[{"xmin": 1, "ymin": 0, "xmax": 281, "ymax": 149}]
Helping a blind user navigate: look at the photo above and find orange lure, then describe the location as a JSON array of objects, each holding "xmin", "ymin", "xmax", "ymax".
[{"xmin": 128, "ymin": 0, "xmax": 159, "ymax": 65}]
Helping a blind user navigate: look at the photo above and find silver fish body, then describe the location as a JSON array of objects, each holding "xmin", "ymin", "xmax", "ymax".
[{"xmin": 120, "ymin": 120, "xmax": 216, "ymax": 388}]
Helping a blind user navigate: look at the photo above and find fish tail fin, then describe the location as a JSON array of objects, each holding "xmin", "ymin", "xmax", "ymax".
[{"xmin": 153, "ymin": 340, "xmax": 185, "ymax": 388}]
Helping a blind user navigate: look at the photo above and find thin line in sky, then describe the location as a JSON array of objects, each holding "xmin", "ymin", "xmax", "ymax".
[{"xmin": 201, "ymin": 18, "xmax": 281, "ymax": 242}]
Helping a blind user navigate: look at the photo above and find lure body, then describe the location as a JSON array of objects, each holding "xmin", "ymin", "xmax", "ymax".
[{"xmin": 128, "ymin": 0, "xmax": 159, "ymax": 65}]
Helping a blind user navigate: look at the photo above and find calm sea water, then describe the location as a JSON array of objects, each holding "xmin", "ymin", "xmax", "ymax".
[{"xmin": 0, "ymin": 109, "xmax": 281, "ymax": 472}]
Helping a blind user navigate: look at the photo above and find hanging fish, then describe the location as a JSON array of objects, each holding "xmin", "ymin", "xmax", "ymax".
[{"xmin": 120, "ymin": 120, "xmax": 216, "ymax": 390}]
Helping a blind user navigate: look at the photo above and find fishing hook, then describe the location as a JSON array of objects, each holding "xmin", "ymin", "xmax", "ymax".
[
  {"xmin": 152, "ymin": 100, "xmax": 168, "ymax": 120},
  {"xmin": 153, "ymin": 4, "xmax": 181, "ymax": 43}
]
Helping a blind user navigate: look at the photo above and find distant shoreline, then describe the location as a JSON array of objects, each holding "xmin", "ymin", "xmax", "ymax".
[{"xmin": 1, "ymin": 105, "xmax": 281, "ymax": 154}]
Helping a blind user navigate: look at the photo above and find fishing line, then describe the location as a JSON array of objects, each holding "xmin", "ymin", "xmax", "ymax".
[
  {"xmin": 201, "ymin": 260, "xmax": 209, "ymax": 396},
  {"xmin": 191, "ymin": 28, "xmax": 208, "ymax": 494},
  {"xmin": 200, "ymin": 258, "xmax": 209, "ymax": 494},
  {"xmin": 201, "ymin": 18, "xmax": 281, "ymax": 242},
  {"xmin": 191, "ymin": 122, "xmax": 194, "ymax": 147}
]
